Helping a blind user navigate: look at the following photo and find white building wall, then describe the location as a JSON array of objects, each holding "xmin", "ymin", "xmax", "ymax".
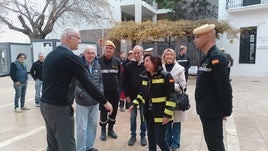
[{"xmin": 218, "ymin": 0, "xmax": 268, "ymax": 77}]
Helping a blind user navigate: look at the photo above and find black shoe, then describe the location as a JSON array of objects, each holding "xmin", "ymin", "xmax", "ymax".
[
  {"xmin": 100, "ymin": 131, "xmax": 106, "ymax": 141},
  {"xmin": 108, "ymin": 130, "xmax": 118, "ymax": 139},
  {"xmin": 141, "ymin": 137, "xmax": 147, "ymax": 146},
  {"xmin": 128, "ymin": 136, "xmax": 137, "ymax": 146},
  {"xmin": 170, "ymin": 146, "xmax": 179, "ymax": 151},
  {"xmin": 87, "ymin": 147, "xmax": 99, "ymax": 151}
]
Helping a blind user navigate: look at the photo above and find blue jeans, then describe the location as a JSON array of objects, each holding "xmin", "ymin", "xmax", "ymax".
[
  {"xmin": 76, "ymin": 104, "xmax": 99, "ymax": 151},
  {"xmin": 13, "ymin": 82, "xmax": 27, "ymax": 109},
  {"xmin": 35, "ymin": 79, "xmax": 42, "ymax": 104},
  {"xmin": 165, "ymin": 121, "xmax": 181, "ymax": 149},
  {"xmin": 130, "ymin": 107, "xmax": 146, "ymax": 137}
]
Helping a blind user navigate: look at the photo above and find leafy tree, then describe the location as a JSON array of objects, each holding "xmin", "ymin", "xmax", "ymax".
[
  {"xmin": 109, "ymin": 20, "xmax": 236, "ymax": 44},
  {"xmin": 0, "ymin": 0, "xmax": 110, "ymax": 40},
  {"xmin": 156, "ymin": 0, "xmax": 217, "ymax": 20}
]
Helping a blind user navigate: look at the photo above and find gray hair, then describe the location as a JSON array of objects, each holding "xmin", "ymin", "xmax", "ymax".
[
  {"xmin": 60, "ymin": 27, "xmax": 79, "ymax": 40},
  {"xmin": 38, "ymin": 52, "xmax": 44, "ymax": 57},
  {"xmin": 133, "ymin": 45, "xmax": 144, "ymax": 51},
  {"xmin": 84, "ymin": 45, "xmax": 97, "ymax": 54}
]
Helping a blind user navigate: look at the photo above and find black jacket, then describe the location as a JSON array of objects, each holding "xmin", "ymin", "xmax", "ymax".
[
  {"xmin": 195, "ymin": 45, "xmax": 233, "ymax": 117},
  {"xmin": 122, "ymin": 61, "xmax": 145, "ymax": 100},
  {"xmin": 40, "ymin": 45, "xmax": 107, "ymax": 106},
  {"xmin": 176, "ymin": 54, "xmax": 191, "ymax": 72},
  {"xmin": 98, "ymin": 55, "xmax": 121, "ymax": 93},
  {"xmin": 30, "ymin": 60, "xmax": 43, "ymax": 81},
  {"xmin": 132, "ymin": 68, "xmax": 177, "ymax": 123}
]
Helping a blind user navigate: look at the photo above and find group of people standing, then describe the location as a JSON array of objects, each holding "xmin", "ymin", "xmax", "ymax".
[{"xmin": 9, "ymin": 23, "xmax": 232, "ymax": 151}]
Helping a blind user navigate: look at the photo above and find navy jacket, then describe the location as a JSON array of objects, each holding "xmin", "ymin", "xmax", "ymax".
[
  {"xmin": 98, "ymin": 55, "xmax": 121, "ymax": 93},
  {"xmin": 195, "ymin": 45, "xmax": 233, "ymax": 117},
  {"xmin": 132, "ymin": 68, "xmax": 177, "ymax": 123},
  {"xmin": 10, "ymin": 60, "xmax": 28, "ymax": 83},
  {"xmin": 176, "ymin": 54, "xmax": 191, "ymax": 72},
  {"xmin": 40, "ymin": 45, "xmax": 107, "ymax": 106}
]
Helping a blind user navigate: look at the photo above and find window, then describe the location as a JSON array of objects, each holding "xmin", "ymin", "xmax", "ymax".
[
  {"xmin": 239, "ymin": 26, "xmax": 257, "ymax": 64},
  {"xmin": 243, "ymin": 0, "xmax": 261, "ymax": 6}
]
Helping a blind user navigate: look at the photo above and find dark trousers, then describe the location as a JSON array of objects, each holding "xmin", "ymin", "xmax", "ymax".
[
  {"xmin": 200, "ymin": 116, "xmax": 225, "ymax": 151},
  {"xmin": 144, "ymin": 110, "xmax": 169, "ymax": 151},
  {"xmin": 185, "ymin": 71, "xmax": 189, "ymax": 82},
  {"xmin": 40, "ymin": 102, "xmax": 75, "ymax": 151},
  {"xmin": 119, "ymin": 100, "xmax": 130, "ymax": 109},
  {"xmin": 100, "ymin": 91, "xmax": 119, "ymax": 127}
]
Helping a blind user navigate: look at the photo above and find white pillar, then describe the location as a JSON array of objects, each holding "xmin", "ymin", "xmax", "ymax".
[
  {"xmin": 152, "ymin": 14, "xmax": 157, "ymax": 22},
  {"xmin": 135, "ymin": 0, "xmax": 142, "ymax": 22}
]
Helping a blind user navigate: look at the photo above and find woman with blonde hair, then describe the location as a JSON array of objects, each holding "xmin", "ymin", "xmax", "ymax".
[{"xmin": 162, "ymin": 48, "xmax": 187, "ymax": 151}]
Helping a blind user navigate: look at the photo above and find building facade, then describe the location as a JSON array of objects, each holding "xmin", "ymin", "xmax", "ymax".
[{"xmin": 217, "ymin": 0, "xmax": 268, "ymax": 77}]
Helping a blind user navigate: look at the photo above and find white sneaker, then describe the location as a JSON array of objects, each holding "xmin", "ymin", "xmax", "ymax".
[
  {"xmin": 36, "ymin": 104, "xmax": 40, "ymax": 107},
  {"xmin": 14, "ymin": 108, "xmax": 23, "ymax": 113}
]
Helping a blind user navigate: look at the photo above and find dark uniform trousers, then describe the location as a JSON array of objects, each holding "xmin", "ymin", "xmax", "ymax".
[
  {"xmin": 99, "ymin": 91, "xmax": 119, "ymax": 128},
  {"xmin": 144, "ymin": 110, "xmax": 169, "ymax": 151},
  {"xmin": 200, "ymin": 116, "xmax": 225, "ymax": 151}
]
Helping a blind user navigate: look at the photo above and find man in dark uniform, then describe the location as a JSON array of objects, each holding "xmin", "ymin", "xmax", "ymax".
[
  {"xmin": 99, "ymin": 40, "xmax": 121, "ymax": 141},
  {"xmin": 176, "ymin": 45, "xmax": 191, "ymax": 81},
  {"xmin": 193, "ymin": 24, "xmax": 233, "ymax": 151}
]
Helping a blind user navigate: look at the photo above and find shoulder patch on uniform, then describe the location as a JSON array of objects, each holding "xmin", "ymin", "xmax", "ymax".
[
  {"xmin": 212, "ymin": 59, "xmax": 219, "ymax": 65},
  {"xmin": 169, "ymin": 79, "xmax": 174, "ymax": 83}
]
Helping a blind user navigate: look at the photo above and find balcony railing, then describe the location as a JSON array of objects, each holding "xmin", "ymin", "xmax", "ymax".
[{"xmin": 227, "ymin": 0, "xmax": 268, "ymax": 9}]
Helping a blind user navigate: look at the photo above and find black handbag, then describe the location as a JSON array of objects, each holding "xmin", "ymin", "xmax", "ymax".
[{"xmin": 175, "ymin": 83, "xmax": 190, "ymax": 111}]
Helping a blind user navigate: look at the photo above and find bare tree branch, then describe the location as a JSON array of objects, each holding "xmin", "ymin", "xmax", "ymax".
[{"xmin": 0, "ymin": 0, "xmax": 111, "ymax": 40}]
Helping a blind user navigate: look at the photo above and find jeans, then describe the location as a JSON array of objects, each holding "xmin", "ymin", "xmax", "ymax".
[
  {"xmin": 76, "ymin": 104, "xmax": 99, "ymax": 151},
  {"xmin": 13, "ymin": 82, "xmax": 27, "ymax": 109},
  {"xmin": 35, "ymin": 79, "xmax": 42, "ymax": 104},
  {"xmin": 165, "ymin": 121, "xmax": 181, "ymax": 149},
  {"xmin": 200, "ymin": 116, "xmax": 225, "ymax": 151},
  {"xmin": 40, "ymin": 102, "xmax": 76, "ymax": 151},
  {"xmin": 130, "ymin": 107, "xmax": 146, "ymax": 137}
]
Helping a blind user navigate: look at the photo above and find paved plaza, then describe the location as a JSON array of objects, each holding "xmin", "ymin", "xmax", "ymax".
[{"xmin": 0, "ymin": 76, "xmax": 268, "ymax": 151}]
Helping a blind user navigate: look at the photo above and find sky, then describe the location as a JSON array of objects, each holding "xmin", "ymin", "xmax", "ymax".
[{"xmin": 0, "ymin": 27, "xmax": 30, "ymax": 43}]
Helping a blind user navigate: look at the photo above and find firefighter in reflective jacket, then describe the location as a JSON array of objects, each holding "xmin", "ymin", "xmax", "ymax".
[
  {"xmin": 98, "ymin": 40, "xmax": 121, "ymax": 141},
  {"xmin": 129, "ymin": 54, "xmax": 177, "ymax": 151}
]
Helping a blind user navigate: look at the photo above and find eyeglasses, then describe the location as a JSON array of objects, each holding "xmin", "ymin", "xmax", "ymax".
[{"xmin": 69, "ymin": 35, "xmax": 81, "ymax": 40}]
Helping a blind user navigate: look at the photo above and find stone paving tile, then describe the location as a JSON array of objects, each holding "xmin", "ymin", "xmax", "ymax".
[{"xmin": 1, "ymin": 76, "xmax": 268, "ymax": 150}]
